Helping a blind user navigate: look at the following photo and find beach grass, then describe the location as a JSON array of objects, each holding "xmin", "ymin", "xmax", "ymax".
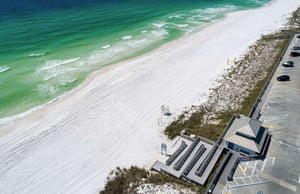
[
  {"xmin": 165, "ymin": 32, "xmax": 295, "ymax": 141},
  {"xmin": 100, "ymin": 166, "xmax": 201, "ymax": 194},
  {"xmin": 100, "ymin": 166, "xmax": 149, "ymax": 194},
  {"xmin": 100, "ymin": 149, "xmax": 229, "ymax": 194}
]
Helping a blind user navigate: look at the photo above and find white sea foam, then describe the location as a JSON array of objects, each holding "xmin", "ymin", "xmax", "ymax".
[
  {"xmin": 101, "ymin": 45, "xmax": 111, "ymax": 49},
  {"xmin": 122, "ymin": 35, "xmax": 133, "ymax": 40},
  {"xmin": 0, "ymin": 66, "xmax": 10, "ymax": 73},
  {"xmin": 195, "ymin": 5, "xmax": 236, "ymax": 15},
  {"xmin": 0, "ymin": 97, "xmax": 59, "ymax": 126},
  {"xmin": 148, "ymin": 29, "xmax": 169, "ymax": 39},
  {"xmin": 187, "ymin": 15, "xmax": 207, "ymax": 24},
  {"xmin": 127, "ymin": 39, "xmax": 147, "ymax": 48},
  {"xmin": 168, "ymin": 14, "xmax": 185, "ymax": 19},
  {"xmin": 42, "ymin": 67, "xmax": 77, "ymax": 81},
  {"xmin": 177, "ymin": 24, "xmax": 189, "ymax": 28},
  {"xmin": 59, "ymin": 77, "xmax": 78, "ymax": 86},
  {"xmin": 0, "ymin": 83, "xmax": 59, "ymax": 126},
  {"xmin": 141, "ymin": 30, "xmax": 148, "ymax": 33},
  {"xmin": 39, "ymin": 57, "xmax": 80, "ymax": 72},
  {"xmin": 28, "ymin": 52, "xmax": 46, "ymax": 57},
  {"xmin": 153, "ymin": 22, "xmax": 167, "ymax": 28},
  {"xmin": 108, "ymin": 47, "xmax": 126, "ymax": 54},
  {"xmin": 37, "ymin": 84, "xmax": 59, "ymax": 94},
  {"xmin": 87, "ymin": 46, "xmax": 126, "ymax": 65}
]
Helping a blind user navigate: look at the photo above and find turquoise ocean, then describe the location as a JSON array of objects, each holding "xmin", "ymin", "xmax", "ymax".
[{"xmin": 0, "ymin": 0, "xmax": 271, "ymax": 119}]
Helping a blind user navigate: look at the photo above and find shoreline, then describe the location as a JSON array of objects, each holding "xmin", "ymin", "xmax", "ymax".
[
  {"xmin": 0, "ymin": 0, "xmax": 275, "ymax": 124},
  {"xmin": 0, "ymin": 0, "xmax": 282, "ymax": 127},
  {"xmin": 0, "ymin": 0, "xmax": 299, "ymax": 193}
]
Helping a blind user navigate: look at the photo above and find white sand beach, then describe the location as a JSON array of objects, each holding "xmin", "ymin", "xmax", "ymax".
[{"xmin": 0, "ymin": 0, "xmax": 299, "ymax": 193}]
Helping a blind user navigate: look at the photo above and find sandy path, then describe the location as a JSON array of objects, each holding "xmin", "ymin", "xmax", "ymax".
[{"xmin": 0, "ymin": 0, "xmax": 299, "ymax": 193}]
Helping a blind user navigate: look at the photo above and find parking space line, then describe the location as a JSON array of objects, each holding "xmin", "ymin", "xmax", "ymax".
[
  {"xmin": 261, "ymin": 159, "xmax": 266, "ymax": 172},
  {"xmin": 249, "ymin": 176, "xmax": 254, "ymax": 183},
  {"xmin": 251, "ymin": 161, "xmax": 257, "ymax": 175},
  {"xmin": 239, "ymin": 164, "xmax": 246, "ymax": 176},
  {"xmin": 227, "ymin": 175, "xmax": 270, "ymax": 189}
]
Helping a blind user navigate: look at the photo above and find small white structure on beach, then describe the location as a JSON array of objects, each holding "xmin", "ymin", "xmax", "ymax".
[{"xmin": 224, "ymin": 115, "xmax": 269, "ymax": 156}]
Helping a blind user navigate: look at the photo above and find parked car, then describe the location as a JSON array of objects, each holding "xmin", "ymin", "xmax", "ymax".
[
  {"xmin": 290, "ymin": 52, "xmax": 300, "ymax": 57},
  {"xmin": 292, "ymin": 46, "xmax": 300, "ymax": 50},
  {"xmin": 277, "ymin": 75, "xmax": 290, "ymax": 81},
  {"xmin": 282, "ymin": 61, "xmax": 294, "ymax": 67}
]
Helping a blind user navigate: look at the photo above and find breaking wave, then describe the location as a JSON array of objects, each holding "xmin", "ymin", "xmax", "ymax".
[
  {"xmin": 122, "ymin": 35, "xmax": 133, "ymax": 40},
  {"xmin": 59, "ymin": 77, "xmax": 78, "ymax": 86},
  {"xmin": 102, "ymin": 44, "xmax": 111, "ymax": 49},
  {"xmin": 38, "ymin": 57, "xmax": 81, "ymax": 72},
  {"xmin": 37, "ymin": 84, "xmax": 59, "ymax": 94},
  {"xmin": 28, "ymin": 52, "xmax": 47, "ymax": 57},
  {"xmin": 0, "ymin": 66, "xmax": 11, "ymax": 73}
]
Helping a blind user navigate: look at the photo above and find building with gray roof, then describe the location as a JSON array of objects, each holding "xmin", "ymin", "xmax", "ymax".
[{"xmin": 224, "ymin": 115, "xmax": 269, "ymax": 155}]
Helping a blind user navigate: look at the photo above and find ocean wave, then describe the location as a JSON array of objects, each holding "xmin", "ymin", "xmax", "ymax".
[
  {"xmin": 194, "ymin": 5, "xmax": 236, "ymax": 15},
  {"xmin": 37, "ymin": 84, "xmax": 59, "ymax": 94},
  {"xmin": 39, "ymin": 57, "xmax": 80, "ymax": 72},
  {"xmin": 59, "ymin": 77, "xmax": 78, "ymax": 86},
  {"xmin": 87, "ymin": 46, "xmax": 126, "ymax": 65},
  {"xmin": 42, "ymin": 66, "xmax": 77, "ymax": 81},
  {"xmin": 0, "ymin": 66, "xmax": 10, "ymax": 73},
  {"xmin": 28, "ymin": 52, "xmax": 47, "ymax": 57},
  {"xmin": 205, "ymin": 5, "xmax": 236, "ymax": 14},
  {"xmin": 168, "ymin": 14, "xmax": 186, "ymax": 19},
  {"xmin": 122, "ymin": 35, "xmax": 133, "ymax": 40},
  {"xmin": 187, "ymin": 15, "xmax": 209, "ymax": 23},
  {"xmin": 176, "ymin": 24, "xmax": 189, "ymax": 28},
  {"xmin": 102, "ymin": 44, "xmax": 111, "ymax": 49},
  {"xmin": 87, "ymin": 28, "xmax": 168, "ymax": 66},
  {"xmin": 126, "ymin": 39, "xmax": 147, "ymax": 47},
  {"xmin": 148, "ymin": 29, "xmax": 169, "ymax": 39},
  {"xmin": 153, "ymin": 22, "xmax": 167, "ymax": 28}
]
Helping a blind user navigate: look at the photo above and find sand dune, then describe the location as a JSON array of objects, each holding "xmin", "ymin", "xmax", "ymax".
[{"xmin": 0, "ymin": 0, "xmax": 299, "ymax": 193}]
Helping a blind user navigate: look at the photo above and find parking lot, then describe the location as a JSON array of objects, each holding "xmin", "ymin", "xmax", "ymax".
[{"xmin": 220, "ymin": 34, "xmax": 300, "ymax": 194}]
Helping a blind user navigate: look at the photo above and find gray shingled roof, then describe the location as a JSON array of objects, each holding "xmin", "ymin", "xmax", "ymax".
[
  {"xmin": 225, "ymin": 134, "xmax": 260, "ymax": 152},
  {"xmin": 225, "ymin": 115, "xmax": 267, "ymax": 153},
  {"xmin": 236, "ymin": 118, "xmax": 262, "ymax": 138}
]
